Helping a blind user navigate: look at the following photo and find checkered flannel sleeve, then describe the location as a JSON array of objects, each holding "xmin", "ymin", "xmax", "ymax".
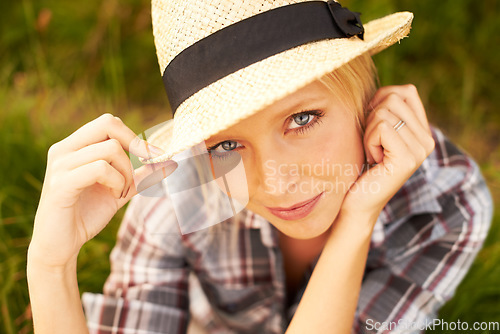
[
  {"xmin": 82, "ymin": 194, "xmax": 191, "ymax": 334},
  {"xmin": 354, "ymin": 128, "xmax": 493, "ymax": 333}
]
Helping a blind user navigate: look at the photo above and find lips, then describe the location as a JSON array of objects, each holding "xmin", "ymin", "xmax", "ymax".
[{"xmin": 265, "ymin": 192, "xmax": 324, "ymax": 221}]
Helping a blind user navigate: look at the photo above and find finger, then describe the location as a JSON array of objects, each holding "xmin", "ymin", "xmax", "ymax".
[
  {"xmin": 389, "ymin": 120, "xmax": 430, "ymax": 164},
  {"xmin": 364, "ymin": 120, "xmax": 424, "ymax": 180},
  {"xmin": 369, "ymin": 85, "xmax": 430, "ymax": 131},
  {"xmin": 121, "ymin": 160, "xmax": 178, "ymax": 200},
  {"xmin": 363, "ymin": 119, "xmax": 384, "ymax": 164},
  {"xmin": 364, "ymin": 108, "xmax": 403, "ymax": 163},
  {"xmin": 69, "ymin": 160, "xmax": 126, "ymax": 199},
  {"xmin": 365, "ymin": 113, "xmax": 430, "ymax": 177},
  {"xmin": 55, "ymin": 113, "xmax": 165, "ymax": 160},
  {"xmin": 365, "ymin": 120, "xmax": 411, "ymax": 172},
  {"xmin": 61, "ymin": 139, "xmax": 134, "ymax": 197},
  {"xmin": 364, "ymin": 108, "xmax": 421, "ymax": 165},
  {"xmin": 371, "ymin": 93, "xmax": 434, "ymax": 151}
]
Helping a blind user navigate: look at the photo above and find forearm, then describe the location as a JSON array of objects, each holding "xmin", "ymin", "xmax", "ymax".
[
  {"xmin": 27, "ymin": 249, "xmax": 89, "ymax": 334},
  {"xmin": 286, "ymin": 211, "xmax": 376, "ymax": 334}
]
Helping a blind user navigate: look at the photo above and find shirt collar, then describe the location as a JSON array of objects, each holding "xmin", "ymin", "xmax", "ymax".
[{"xmin": 244, "ymin": 210, "xmax": 279, "ymax": 248}]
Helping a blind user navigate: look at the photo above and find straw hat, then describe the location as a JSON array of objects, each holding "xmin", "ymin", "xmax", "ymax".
[{"xmin": 142, "ymin": 0, "xmax": 413, "ymax": 163}]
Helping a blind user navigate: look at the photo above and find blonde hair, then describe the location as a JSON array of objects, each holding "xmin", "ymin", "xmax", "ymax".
[{"xmin": 319, "ymin": 53, "xmax": 378, "ymax": 135}]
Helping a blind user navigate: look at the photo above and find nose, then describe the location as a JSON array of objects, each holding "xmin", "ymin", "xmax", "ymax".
[{"xmin": 249, "ymin": 141, "xmax": 302, "ymax": 197}]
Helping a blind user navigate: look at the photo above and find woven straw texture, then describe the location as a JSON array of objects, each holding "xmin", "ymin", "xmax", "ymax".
[{"xmin": 144, "ymin": 0, "xmax": 413, "ymax": 163}]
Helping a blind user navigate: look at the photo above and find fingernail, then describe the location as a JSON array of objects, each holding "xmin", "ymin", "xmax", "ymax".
[{"xmin": 145, "ymin": 142, "xmax": 165, "ymax": 158}]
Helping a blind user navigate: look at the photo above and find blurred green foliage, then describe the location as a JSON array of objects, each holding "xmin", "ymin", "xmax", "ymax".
[{"xmin": 0, "ymin": 0, "xmax": 498, "ymax": 333}]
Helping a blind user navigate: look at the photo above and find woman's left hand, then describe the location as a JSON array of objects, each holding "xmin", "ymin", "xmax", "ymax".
[{"xmin": 340, "ymin": 84, "xmax": 435, "ymax": 222}]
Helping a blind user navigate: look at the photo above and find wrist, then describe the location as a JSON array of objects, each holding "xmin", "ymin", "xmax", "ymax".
[
  {"xmin": 337, "ymin": 206, "xmax": 381, "ymax": 228},
  {"xmin": 326, "ymin": 207, "xmax": 381, "ymax": 244},
  {"xmin": 27, "ymin": 242, "xmax": 79, "ymax": 276},
  {"xmin": 27, "ymin": 245, "xmax": 86, "ymax": 334}
]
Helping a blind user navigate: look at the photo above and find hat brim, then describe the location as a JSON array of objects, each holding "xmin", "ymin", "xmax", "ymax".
[{"xmin": 141, "ymin": 11, "xmax": 413, "ymax": 163}]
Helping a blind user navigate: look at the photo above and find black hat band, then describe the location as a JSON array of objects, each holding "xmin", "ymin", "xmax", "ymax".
[{"xmin": 163, "ymin": 1, "xmax": 364, "ymax": 115}]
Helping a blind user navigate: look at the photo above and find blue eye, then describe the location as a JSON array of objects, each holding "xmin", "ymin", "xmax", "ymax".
[
  {"xmin": 292, "ymin": 113, "xmax": 311, "ymax": 127},
  {"xmin": 208, "ymin": 140, "xmax": 242, "ymax": 160},
  {"xmin": 220, "ymin": 141, "xmax": 238, "ymax": 151},
  {"xmin": 287, "ymin": 110, "xmax": 324, "ymax": 132}
]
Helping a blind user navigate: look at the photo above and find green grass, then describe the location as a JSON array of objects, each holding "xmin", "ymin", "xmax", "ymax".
[{"xmin": 0, "ymin": 0, "xmax": 498, "ymax": 333}]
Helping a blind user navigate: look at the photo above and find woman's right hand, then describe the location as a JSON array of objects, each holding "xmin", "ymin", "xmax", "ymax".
[
  {"xmin": 28, "ymin": 113, "xmax": 177, "ymax": 269},
  {"xmin": 338, "ymin": 84, "xmax": 435, "ymax": 225}
]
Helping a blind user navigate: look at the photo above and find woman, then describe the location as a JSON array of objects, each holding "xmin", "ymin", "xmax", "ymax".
[{"xmin": 27, "ymin": 0, "xmax": 493, "ymax": 333}]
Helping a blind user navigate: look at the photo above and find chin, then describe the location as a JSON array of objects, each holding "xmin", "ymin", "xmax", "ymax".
[{"xmin": 274, "ymin": 212, "xmax": 338, "ymax": 239}]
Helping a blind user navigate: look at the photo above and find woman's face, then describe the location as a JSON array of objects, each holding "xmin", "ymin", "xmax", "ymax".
[{"xmin": 205, "ymin": 80, "xmax": 365, "ymax": 239}]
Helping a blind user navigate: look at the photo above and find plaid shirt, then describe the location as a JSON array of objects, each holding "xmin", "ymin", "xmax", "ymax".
[{"xmin": 82, "ymin": 127, "xmax": 493, "ymax": 334}]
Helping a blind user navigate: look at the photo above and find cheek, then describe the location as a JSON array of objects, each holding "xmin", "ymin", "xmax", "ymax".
[
  {"xmin": 308, "ymin": 118, "xmax": 365, "ymax": 186},
  {"xmin": 211, "ymin": 152, "xmax": 250, "ymax": 207}
]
